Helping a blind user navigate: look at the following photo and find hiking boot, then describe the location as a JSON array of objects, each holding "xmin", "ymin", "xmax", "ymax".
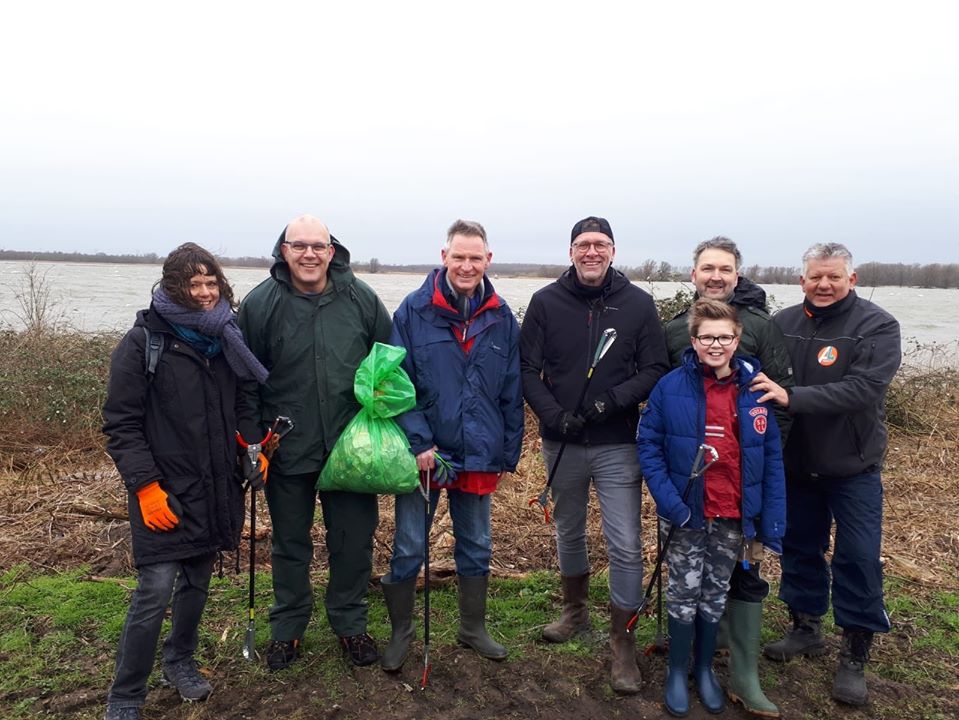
[
  {"xmin": 609, "ymin": 604, "xmax": 641, "ymax": 695},
  {"xmin": 266, "ymin": 639, "xmax": 301, "ymax": 671},
  {"xmin": 340, "ymin": 633, "xmax": 379, "ymax": 666},
  {"xmin": 457, "ymin": 575, "xmax": 508, "ymax": 660},
  {"xmin": 542, "ymin": 573, "xmax": 591, "ymax": 643},
  {"xmin": 104, "ymin": 706, "xmax": 141, "ymax": 720},
  {"xmin": 161, "ymin": 659, "xmax": 212, "ymax": 702},
  {"xmin": 832, "ymin": 629, "xmax": 873, "ymax": 706},
  {"xmin": 763, "ymin": 609, "xmax": 826, "ymax": 662}
]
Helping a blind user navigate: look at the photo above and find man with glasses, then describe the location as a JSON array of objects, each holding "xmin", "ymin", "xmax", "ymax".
[
  {"xmin": 751, "ymin": 243, "xmax": 901, "ymax": 707},
  {"xmin": 663, "ymin": 236, "xmax": 793, "ymax": 717},
  {"xmin": 237, "ymin": 214, "xmax": 391, "ymax": 671},
  {"xmin": 520, "ymin": 216, "xmax": 669, "ymax": 694}
]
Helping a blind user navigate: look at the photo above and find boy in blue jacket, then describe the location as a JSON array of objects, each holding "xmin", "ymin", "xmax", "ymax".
[{"xmin": 638, "ymin": 299, "xmax": 786, "ymax": 717}]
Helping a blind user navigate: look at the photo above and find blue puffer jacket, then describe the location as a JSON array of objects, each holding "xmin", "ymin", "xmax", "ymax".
[
  {"xmin": 390, "ymin": 269, "xmax": 524, "ymax": 476},
  {"xmin": 637, "ymin": 349, "xmax": 786, "ymax": 552}
]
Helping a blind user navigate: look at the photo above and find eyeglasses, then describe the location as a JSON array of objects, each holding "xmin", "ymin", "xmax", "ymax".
[
  {"xmin": 694, "ymin": 334, "xmax": 737, "ymax": 347},
  {"xmin": 571, "ymin": 240, "xmax": 614, "ymax": 253},
  {"xmin": 284, "ymin": 241, "xmax": 330, "ymax": 254}
]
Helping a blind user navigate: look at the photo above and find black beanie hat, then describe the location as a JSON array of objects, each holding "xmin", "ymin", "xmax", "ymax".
[{"xmin": 570, "ymin": 216, "xmax": 614, "ymax": 244}]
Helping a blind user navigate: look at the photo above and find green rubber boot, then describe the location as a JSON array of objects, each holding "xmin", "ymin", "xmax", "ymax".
[
  {"xmin": 726, "ymin": 599, "xmax": 780, "ymax": 718},
  {"xmin": 456, "ymin": 575, "xmax": 507, "ymax": 660},
  {"xmin": 380, "ymin": 575, "xmax": 417, "ymax": 672}
]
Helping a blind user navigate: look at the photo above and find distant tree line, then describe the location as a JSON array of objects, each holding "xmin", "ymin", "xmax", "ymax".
[
  {"xmin": 1, "ymin": 250, "xmax": 956, "ymax": 288},
  {"xmin": 855, "ymin": 262, "xmax": 959, "ymax": 289}
]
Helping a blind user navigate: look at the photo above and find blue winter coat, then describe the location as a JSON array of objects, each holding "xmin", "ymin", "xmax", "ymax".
[
  {"xmin": 390, "ymin": 269, "xmax": 524, "ymax": 475},
  {"xmin": 637, "ymin": 349, "xmax": 786, "ymax": 552}
]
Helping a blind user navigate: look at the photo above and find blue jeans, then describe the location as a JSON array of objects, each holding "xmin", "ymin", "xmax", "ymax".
[
  {"xmin": 778, "ymin": 469, "xmax": 890, "ymax": 632},
  {"xmin": 107, "ymin": 553, "xmax": 215, "ymax": 708},
  {"xmin": 389, "ymin": 488, "xmax": 492, "ymax": 582},
  {"xmin": 542, "ymin": 440, "xmax": 643, "ymax": 609}
]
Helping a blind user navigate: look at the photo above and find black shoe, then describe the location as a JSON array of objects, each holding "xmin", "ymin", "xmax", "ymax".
[
  {"xmin": 104, "ymin": 706, "xmax": 141, "ymax": 720},
  {"xmin": 340, "ymin": 633, "xmax": 379, "ymax": 666},
  {"xmin": 266, "ymin": 639, "xmax": 301, "ymax": 671},
  {"xmin": 832, "ymin": 629, "xmax": 873, "ymax": 706},
  {"xmin": 161, "ymin": 658, "xmax": 213, "ymax": 701}
]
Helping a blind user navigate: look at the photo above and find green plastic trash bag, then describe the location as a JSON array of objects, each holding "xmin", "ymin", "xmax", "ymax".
[{"xmin": 317, "ymin": 342, "xmax": 419, "ymax": 494}]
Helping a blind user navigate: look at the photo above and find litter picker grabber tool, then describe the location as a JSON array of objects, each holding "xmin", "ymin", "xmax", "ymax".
[
  {"xmin": 419, "ymin": 466, "xmax": 433, "ymax": 690},
  {"xmin": 627, "ymin": 443, "xmax": 719, "ymax": 634},
  {"xmin": 240, "ymin": 416, "xmax": 294, "ymax": 661},
  {"xmin": 644, "ymin": 520, "xmax": 667, "ymax": 656},
  {"xmin": 529, "ymin": 328, "xmax": 618, "ymax": 522}
]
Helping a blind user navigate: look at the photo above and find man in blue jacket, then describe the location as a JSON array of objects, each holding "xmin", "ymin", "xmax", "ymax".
[
  {"xmin": 380, "ymin": 219, "xmax": 524, "ymax": 672},
  {"xmin": 751, "ymin": 243, "xmax": 901, "ymax": 707}
]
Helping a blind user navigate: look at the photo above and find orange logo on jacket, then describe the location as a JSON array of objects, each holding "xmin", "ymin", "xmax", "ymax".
[{"xmin": 817, "ymin": 345, "xmax": 839, "ymax": 366}]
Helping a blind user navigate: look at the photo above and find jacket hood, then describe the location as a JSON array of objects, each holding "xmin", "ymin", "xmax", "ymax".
[
  {"xmin": 680, "ymin": 345, "xmax": 763, "ymax": 384},
  {"xmin": 268, "ymin": 225, "xmax": 354, "ymax": 289},
  {"xmin": 729, "ymin": 276, "xmax": 767, "ymax": 311}
]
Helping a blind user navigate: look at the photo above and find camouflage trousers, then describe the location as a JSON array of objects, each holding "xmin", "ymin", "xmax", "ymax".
[{"xmin": 661, "ymin": 517, "xmax": 742, "ymax": 624}]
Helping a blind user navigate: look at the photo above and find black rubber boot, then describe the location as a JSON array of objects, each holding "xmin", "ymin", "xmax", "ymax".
[
  {"xmin": 832, "ymin": 629, "xmax": 873, "ymax": 706},
  {"xmin": 542, "ymin": 573, "xmax": 591, "ymax": 643},
  {"xmin": 456, "ymin": 575, "xmax": 507, "ymax": 660},
  {"xmin": 763, "ymin": 609, "xmax": 826, "ymax": 662},
  {"xmin": 380, "ymin": 575, "xmax": 417, "ymax": 672}
]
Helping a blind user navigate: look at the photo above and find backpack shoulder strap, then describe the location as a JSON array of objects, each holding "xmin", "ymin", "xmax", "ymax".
[{"xmin": 142, "ymin": 326, "xmax": 165, "ymax": 379}]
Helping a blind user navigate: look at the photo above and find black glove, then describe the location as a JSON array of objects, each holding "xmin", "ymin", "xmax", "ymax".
[
  {"xmin": 584, "ymin": 392, "xmax": 615, "ymax": 424},
  {"xmin": 242, "ymin": 451, "xmax": 269, "ymax": 490},
  {"xmin": 556, "ymin": 411, "xmax": 586, "ymax": 438}
]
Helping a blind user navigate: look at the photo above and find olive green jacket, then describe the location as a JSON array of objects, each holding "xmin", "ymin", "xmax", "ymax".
[
  {"xmin": 237, "ymin": 230, "xmax": 391, "ymax": 475},
  {"xmin": 664, "ymin": 276, "xmax": 794, "ymax": 443}
]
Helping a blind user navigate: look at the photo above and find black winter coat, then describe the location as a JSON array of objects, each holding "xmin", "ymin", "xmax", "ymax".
[
  {"xmin": 774, "ymin": 291, "xmax": 901, "ymax": 478},
  {"xmin": 520, "ymin": 267, "xmax": 670, "ymax": 444},
  {"xmin": 102, "ymin": 308, "xmax": 244, "ymax": 567}
]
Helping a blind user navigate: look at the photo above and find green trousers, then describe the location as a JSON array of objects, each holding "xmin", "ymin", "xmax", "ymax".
[{"xmin": 265, "ymin": 471, "xmax": 378, "ymax": 640}]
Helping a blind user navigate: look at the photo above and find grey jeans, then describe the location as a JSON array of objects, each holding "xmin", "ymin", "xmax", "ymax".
[
  {"xmin": 543, "ymin": 440, "xmax": 643, "ymax": 609},
  {"xmin": 107, "ymin": 553, "xmax": 215, "ymax": 708}
]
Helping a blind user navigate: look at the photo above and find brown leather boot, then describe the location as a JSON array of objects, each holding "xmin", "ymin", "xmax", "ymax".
[
  {"xmin": 542, "ymin": 573, "xmax": 591, "ymax": 643},
  {"xmin": 609, "ymin": 604, "xmax": 641, "ymax": 695}
]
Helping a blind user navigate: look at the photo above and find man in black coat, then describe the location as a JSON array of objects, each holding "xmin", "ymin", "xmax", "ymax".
[
  {"xmin": 520, "ymin": 216, "xmax": 669, "ymax": 694},
  {"xmin": 752, "ymin": 242, "xmax": 901, "ymax": 707}
]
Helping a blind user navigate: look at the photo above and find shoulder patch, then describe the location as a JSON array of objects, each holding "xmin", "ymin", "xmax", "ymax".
[
  {"xmin": 748, "ymin": 406, "xmax": 768, "ymax": 417},
  {"xmin": 753, "ymin": 415, "xmax": 768, "ymax": 434}
]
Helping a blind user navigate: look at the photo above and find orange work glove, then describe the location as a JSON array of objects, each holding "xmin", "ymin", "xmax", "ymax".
[
  {"xmin": 135, "ymin": 481, "xmax": 181, "ymax": 531},
  {"xmin": 242, "ymin": 452, "xmax": 269, "ymax": 490}
]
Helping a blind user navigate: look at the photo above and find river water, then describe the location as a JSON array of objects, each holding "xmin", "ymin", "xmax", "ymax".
[{"xmin": 1, "ymin": 261, "xmax": 956, "ymax": 356}]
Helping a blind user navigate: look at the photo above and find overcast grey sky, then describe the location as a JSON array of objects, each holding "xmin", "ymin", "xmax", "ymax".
[{"xmin": 1, "ymin": 1, "xmax": 956, "ymax": 269}]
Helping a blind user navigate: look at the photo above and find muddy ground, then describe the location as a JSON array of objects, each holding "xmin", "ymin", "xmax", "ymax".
[{"xmin": 3, "ymin": 423, "xmax": 959, "ymax": 719}]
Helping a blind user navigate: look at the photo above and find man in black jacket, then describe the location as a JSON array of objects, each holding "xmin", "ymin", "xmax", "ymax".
[
  {"xmin": 520, "ymin": 216, "xmax": 669, "ymax": 694},
  {"xmin": 751, "ymin": 242, "xmax": 901, "ymax": 707},
  {"xmin": 664, "ymin": 236, "xmax": 793, "ymax": 718}
]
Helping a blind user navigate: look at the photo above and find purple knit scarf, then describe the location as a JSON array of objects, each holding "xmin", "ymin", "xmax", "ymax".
[{"xmin": 152, "ymin": 287, "xmax": 269, "ymax": 383}]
